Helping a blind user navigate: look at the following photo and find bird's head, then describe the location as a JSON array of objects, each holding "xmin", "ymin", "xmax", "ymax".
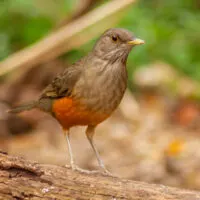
[{"xmin": 93, "ymin": 28, "xmax": 145, "ymax": 63}]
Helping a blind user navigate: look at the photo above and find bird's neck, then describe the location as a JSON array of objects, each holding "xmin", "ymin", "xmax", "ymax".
[
  {"xmin": 85, "ymin": 52, "xmax": 128, "ymax": 95},
  {"xmin": 91, "ymin": 49, "xmax": 130, "ymax": 66}
]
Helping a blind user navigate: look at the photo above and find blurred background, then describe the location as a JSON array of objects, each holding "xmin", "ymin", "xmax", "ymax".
[{"xmin": 1, "ymin": 0, "xmax": 200, "ymax": 190}]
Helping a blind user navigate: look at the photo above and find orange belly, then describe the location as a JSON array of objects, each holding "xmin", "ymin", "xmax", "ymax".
[{"xmin": 52, "ymin": 97, "xmax": 108, "ymax": 129}]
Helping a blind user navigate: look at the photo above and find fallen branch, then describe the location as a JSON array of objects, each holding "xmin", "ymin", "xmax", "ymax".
[
  {"xmin": 0, "ymin": 152, "xmax": 200, "ymax": 199},
  {"xmin": 0, "ymin": 0, "xmax": 136, "ymax": 77}
]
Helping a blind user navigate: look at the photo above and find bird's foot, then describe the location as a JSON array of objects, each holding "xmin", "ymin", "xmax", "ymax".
[
  {"xmin": 72, "ymin": 165, "xmax": 96, "ymax": 174},
  {"xmin": 65, "ymin": 164, "xmax": 115, "ymax": 176},
  {"xmin": 98, "ymin": 167, "xmax": 116, "ymax": 177},
  {"xmin": 65, "ymin": 164, "xmax": 99, "ymax": 174},
  {"xmin": 74, "ymin": 166, "xmax": 115, "ymax": 177}
]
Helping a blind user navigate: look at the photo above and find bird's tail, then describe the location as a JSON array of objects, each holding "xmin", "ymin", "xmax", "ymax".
[{"xmin": 8, "ymin": 101, "xmax": 37, "ymax": 114}]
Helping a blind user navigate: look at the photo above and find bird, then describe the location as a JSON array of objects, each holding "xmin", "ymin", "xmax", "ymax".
[{"xmin": 9, "ymin": 28, "xmax": 144, "ymax": 174}]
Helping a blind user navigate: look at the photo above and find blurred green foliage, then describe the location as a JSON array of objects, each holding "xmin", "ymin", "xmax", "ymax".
[
  {"xmin": 124, "ymin": 0, "xmax": 200, "ymax": 80},
  {"xmin": 0, "ymin": 0, "xmax": 199, "ymax": 80},
  {"xmin": 0, "ymin": 0, "xmax": 74, "ymax": 59}
]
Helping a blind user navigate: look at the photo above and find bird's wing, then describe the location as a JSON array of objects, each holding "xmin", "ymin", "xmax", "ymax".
[{"xmin": 40, "ymin": 61, "xmax": 83, "ymax": 99}]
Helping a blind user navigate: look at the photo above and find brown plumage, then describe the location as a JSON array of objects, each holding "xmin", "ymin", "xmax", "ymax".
[{"xmin": 9, "ymin": 28, "xmax": 144, "ymax": 174}]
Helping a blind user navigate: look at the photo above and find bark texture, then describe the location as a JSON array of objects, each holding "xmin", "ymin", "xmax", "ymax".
[{"xmin": 0, "ymin": 152, "xmax": 200, "ymax": 200}]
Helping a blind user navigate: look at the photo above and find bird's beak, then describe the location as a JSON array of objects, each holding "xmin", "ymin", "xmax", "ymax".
[{"xmin": 127, "ymin": 38, "xmax": 145, "ymax": 46}]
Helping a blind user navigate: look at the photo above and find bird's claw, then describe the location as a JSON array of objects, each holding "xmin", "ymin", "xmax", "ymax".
[
  {"xmin": 99, "ymin": 167, "xmax": 115, "ymax": 177},
  {"xmin": 65, "ymin": 164, "xmax": 115, "ymax": 176},
  {"xmin": 72, "ymin": 165, "xmax": 94, "ymax": 174}
]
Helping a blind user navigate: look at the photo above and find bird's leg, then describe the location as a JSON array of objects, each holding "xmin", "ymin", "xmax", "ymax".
[
  {"xmin": 86, "ymin": 125, "xmax": 111, "ymax": 175},
  {"xmin": 64, "ymin": 129, "xmax": 97, "ymax": 174},
  {"xmin": 64, "ymin": 129, "xmax": 76, "ymax": 170}
]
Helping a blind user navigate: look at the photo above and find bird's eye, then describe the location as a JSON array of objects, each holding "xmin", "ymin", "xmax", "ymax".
[{"xmin": 111, "ymin": 35, "xmax": 118, "ymax": 42}]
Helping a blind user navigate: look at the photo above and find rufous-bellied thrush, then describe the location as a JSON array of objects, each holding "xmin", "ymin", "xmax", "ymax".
[{"xmin": 9, "ymin": 28, "xmax": 144, "ymax": 174}]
